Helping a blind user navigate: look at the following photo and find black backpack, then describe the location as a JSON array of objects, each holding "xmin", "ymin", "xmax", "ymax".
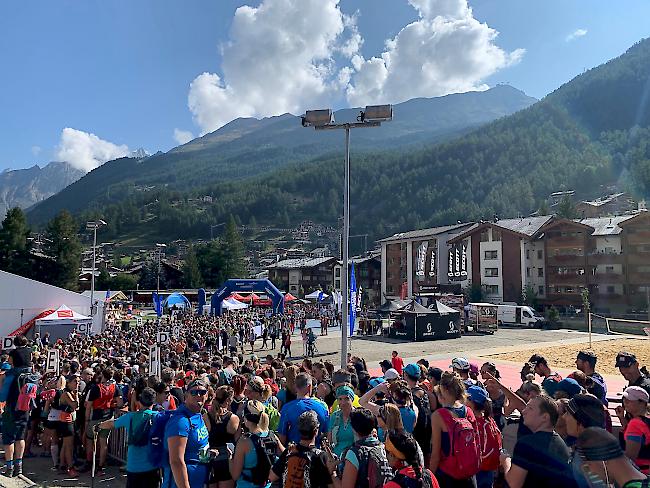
[
  {"xmin": 348, "ymin": 437, "xmax": 393, "ymax": 488},
  {"xmin": 391, "ymin": 470, "xmax": 434, "ymax": 488},
  {"xmin": 242, "ymin": 432, "xmax": 278, "ymax": 486},
  {"xmin": 128, "ymin": 411, "xmax": 156, "ymax": 447},
  {"xmin": 411, "ymin": 387, "xmax": 432, "ymax": 452}
]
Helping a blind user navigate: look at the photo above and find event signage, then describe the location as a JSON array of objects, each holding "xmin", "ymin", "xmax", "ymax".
[
  {"xmin": 2, "ymin": 337, "xmax": 15, "ymax": 350},
  {"xmin": 136, "ymin": 317, "xmax": 143, "ymax": 327},
  {"xmin": 172, "ymin": 325, "xmax": 181, "ymax": 339},
  {"xmin": 415, "ymin": 242, "xmax": 428, "ymax": 277},
  {"xmin": 156, "ymin": 331, "xmax": 170, "ymax": 345},
  {"xmin": 429, "ymin": 247, "xmax": 436, "ymax": 278},
  {"xmin": 46, "ymin": 349, "xmax": 59, "ymax": 374},
  {"xmin": 149, "ymin": 345, "xmax": 161, "ymax": 378},
  {"xmin": 448, "ymin": 242, "xmax": 468, "ymax": 281},
  {"xmin": 76, "ymin": 322, "xmax": 91, "ymax": 335}
]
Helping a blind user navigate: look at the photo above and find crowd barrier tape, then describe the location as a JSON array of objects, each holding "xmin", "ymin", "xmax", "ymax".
[{"xmin": 108, "ymin": 409, "xmax": 128, "ymax": 464}]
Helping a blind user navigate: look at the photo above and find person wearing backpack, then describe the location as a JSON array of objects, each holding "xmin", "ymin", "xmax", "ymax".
[
  {"xmin": 269, "ymin": 410, "xmax": 334, "ymax": 488},
  {"xmin": 384, "ymin": 431, "xmax": 440, "ymax": 488},
  {"xmin": 85, "ymin": 367, "xmax": 122, "ymax": 476},
  {"xmin": 97, "ymin": 387, "xmax": 160, "ymax": 488},
  {"xmin": 404, "ymin": 364, "xmax": 432, "ymax": 466},
  {"xmin": 466, "ymin": 386, "xmax": 502, "ymax": 488},
  {"xmin": 229, "ymin": 399, "xmax": 284, "ymax": 488},
  {"xmin": 335, "ymin": 408, "xmax": 393, "ymax": 488},
  {"xmin": 429, "ymin": 372, "xmax": 480, "ymax": 488},
  {"xmin": 243, "ymin": 376, "xmax": 280, "ymax": 432},
  {"xmin": 204, "ymin": 386, "xmax": 240, "ymax": 488},
  {"xmin": 163, "ymin": 378, "xmax": 211, "ymax": 488}
]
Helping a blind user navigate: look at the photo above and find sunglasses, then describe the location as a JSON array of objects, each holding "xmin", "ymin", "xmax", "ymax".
[{"xmin": 189, "ymin": 389, "xmax": 208, "ymax": 396}]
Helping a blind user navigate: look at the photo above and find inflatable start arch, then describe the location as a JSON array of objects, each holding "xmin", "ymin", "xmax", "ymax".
[{"xmin": 210, "ymin": 279, "xmax": 284, "ymax": 316}]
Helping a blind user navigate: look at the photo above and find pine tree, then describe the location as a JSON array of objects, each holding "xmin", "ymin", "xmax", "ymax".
[
  {"xmin": 557, "ymin": 195, "xmax": 577, "ymax": 219},
  {"xmin": 182, "ymin": 245, "xmax": 203, "ymax": 288},
  {"xmin": 219, "ymin": 215, "xmax": 246, "ymax": 281},
  {"xmin": 0, "ymin": 207, "xmax": 31, "ymax": 276},
  {"xmin": 44, "ymin": 210, "xmax": 82, "ymax": 290}
]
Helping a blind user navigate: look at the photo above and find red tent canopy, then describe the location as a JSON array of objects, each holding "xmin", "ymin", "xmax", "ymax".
[
  {"xmin": 254, "ymin": 298, "xmax": 272, "ymax": 307},
  {"xmin": 228, "ymin": 293, "xmax": 247, "ymax": 302},
  {"xmin": 284, "ymin": 293, "xmax": 297, "ymax": 302}
]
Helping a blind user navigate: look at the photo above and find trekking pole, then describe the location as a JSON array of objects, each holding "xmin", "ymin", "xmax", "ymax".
[{"xmin": 91, "ymin": 427, "xmax": 99, "ymax": 488}]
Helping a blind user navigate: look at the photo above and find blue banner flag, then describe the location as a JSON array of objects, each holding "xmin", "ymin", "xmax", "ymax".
[
  {"xmin": 152, "ymin": 292, "xmax": 163, "ymax": 317},
  {"xmin": 349, "ymin": 262, "xmax": 357, "ymax": 336}
]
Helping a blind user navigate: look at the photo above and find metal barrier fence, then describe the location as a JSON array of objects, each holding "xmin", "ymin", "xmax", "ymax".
[{"xmin": 108, "ymin": 409, "xmax": 128, "ymax": 464}]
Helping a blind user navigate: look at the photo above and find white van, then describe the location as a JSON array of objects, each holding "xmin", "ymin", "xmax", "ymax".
[{"xmin": 497, "ymin": 305, "xmax": 546, "ymax": 327}]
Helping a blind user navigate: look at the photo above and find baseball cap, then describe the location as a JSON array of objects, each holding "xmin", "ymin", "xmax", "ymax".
[
  {"xmin": 528, "ymin": 354, "xmax": 547, "ymax": 366},
  {"xmin": 556, "ymin": 378, "xmax": 582, "ymax": 398},
  {"xmin": 450, "ymin": 357, "xmax": 470, "ymax": 371},
  {"xmin": 615, "ymin": 351, "xmax": 637, "ymax": 368},
  {"xmin": 467, "ymin": 385, "xmax": 488, "ymax": 406},
  {"xmin": 622, "ymin": 386, "xmax": 649, "ymax": 403},
  {"xmin": 384, "ymin": 368, "xmax": 400, "ymax": 381},
  {"xmin": 427, "ymin": 367, "xmax": 443, "ymax": 382},
  {"xmin": 186, "ymin": 378, "xmax": 208, "ymax": 391},
  {"xmin": 576, "ymin": 350, "xmax": 597, "ymax": 364},
  {"xmin": 403, "ymin": 363, "xmax": 421, "ymax": 380},
  {"xmin": 379, "ymin": 360, "xmax": 392, "ymax": 370},
  {"xmin": 369, "ymin": 377, "xmax": 385, "ymax": 388},
  {"xmin": 566, "ymin": 394, "xmax": 606, "ymax": 428},
  {"xmin": 469, "ymin": 362, "xmax": 479, "ymax": 375}
]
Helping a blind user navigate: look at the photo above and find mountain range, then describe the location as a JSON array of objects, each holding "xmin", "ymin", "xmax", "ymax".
[
  {"xmin": 0, "ymin": 162, "xmax": 84, "ymax": 217},
  {"xmin": 25, "ymin": 85, "xmax": 536, "ymax": 227},
  {"xmin": 23, "ymin": 37, "xmax": 650, "ymax": 247}
]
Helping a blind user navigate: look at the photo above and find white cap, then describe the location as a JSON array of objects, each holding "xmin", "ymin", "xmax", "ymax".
[
  {"xmin": 450, "ymin": 357, "xmax": 470, "ymax": 371},
  {"xmin": 383, "ymin": 368, "xmax": 400, "ymax": 380}
]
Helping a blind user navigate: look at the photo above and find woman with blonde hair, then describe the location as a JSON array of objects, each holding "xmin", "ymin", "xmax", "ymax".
[
  {"xmin": 229, "ymin": 400, "xmax": 284, "ymax": 488},
  {"xmin": 243, "ymin": 376, "xmax": 280, "ymax": 431},
  {"xmin": 205, "ymin": 386, "xmax": 240, "ymax": 488},
  {"xmin": 277, "ymin": 365, "xmax": 299, "ymax": 410},
  {"xmin": 430, "ymin": 372, "xmax": 479, "ymax": 488}
]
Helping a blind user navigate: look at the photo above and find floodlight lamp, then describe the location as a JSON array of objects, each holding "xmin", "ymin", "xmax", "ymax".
[
  {"xmin": 302, "ymin": 109, "xmax": 334, "ymax": 127},
  {"xmin": 361, "ymin": 104, "xmax": 392, "ymax": 122}
]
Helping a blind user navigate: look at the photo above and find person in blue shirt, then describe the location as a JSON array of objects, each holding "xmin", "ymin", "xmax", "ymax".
[
  {"xmin": 98, "ymin": 387, "xmax": 160, "ymax": 488},
  {"xmin": 163, "ymin": 378, "xmax": 210, "ymax": 488},
  {"xmin": 278, "ymin": 373, "xmax": 329, "ymax": 445}
]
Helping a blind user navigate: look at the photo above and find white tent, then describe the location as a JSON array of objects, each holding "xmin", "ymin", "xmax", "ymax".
[
  {"xmin": 435, "ymin": 301, "xmax": 459, "ymax": 315},
  {"xmin": 305, "ymin": 290, "xmax": 328, "ymax": 300},
  {"xmin": 0, "ymin": 270, "xmax": 98, "ymax": 337},
  {"xmin": 223, "ymin": 298, "xmax": 248, "ymax": 310},
  {"xmin": 35, "ymin": 305, "xmax": 94, "ymax": 341}
]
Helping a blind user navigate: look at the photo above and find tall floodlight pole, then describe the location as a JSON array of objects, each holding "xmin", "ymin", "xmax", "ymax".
[
  {"xmin": 86, "ymin": 220, "xmax": 107, "ymax": 316},
  {"xmin": 156, "ymin": 243, "xmax": 166, "ymax": 295},
  {"xmin": 302, "ymin": 105, "xmax": 392, "ymax": 368}
]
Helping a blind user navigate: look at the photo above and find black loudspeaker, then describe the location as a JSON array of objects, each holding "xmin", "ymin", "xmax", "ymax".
[{"xmin": 121, "ymin": 321, "xmax": 130, "ymax": 332}]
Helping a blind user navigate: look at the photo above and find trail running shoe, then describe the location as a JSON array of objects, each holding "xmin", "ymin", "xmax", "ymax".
[{"xmin": 12, "ymin": 464, "xmax": 22, "ymax": 477}]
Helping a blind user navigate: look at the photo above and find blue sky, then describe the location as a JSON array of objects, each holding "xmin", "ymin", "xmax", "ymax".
[{"xmin": 1, "ymin": 0, "xmax": 649, "ymax": 171}]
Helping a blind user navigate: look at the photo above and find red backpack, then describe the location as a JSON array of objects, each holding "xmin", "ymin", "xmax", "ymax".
[
  {"xmin": 475, "ymin": 416, "xmax": 502, "ymax": 471},
  {"xmin": 438, "ymin": 407, "xmax": 481, "ymax": 480},
  {"xmin": 92, "ymin": 383, "xmax": 116, "ymax": 410}
]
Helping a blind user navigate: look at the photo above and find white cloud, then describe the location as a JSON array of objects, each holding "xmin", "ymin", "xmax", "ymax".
[
  {"xmin": 346, "ymin": 0, "xmax": 524, "ymax": 106},
  {"xmin": 187, "ymin": 0, "xmax": 360, "ymax": 134},
  {"xmin": 566, "ymin": 28, "xmax": 588, "ymax": 42},
  {"xmin": 56, "ymin": 128, "xmax": 129, "ymax": 172},
  {"xmin": 31, "ymin": 146, "xmax": 41, "ymax": 157},
  {"xmin": 173, "ymin": 128, "xmax": 194, "ymax": 145},
  {"xmin": 187, "ymin": 0, "xmax": 523, "ymax": 132}
]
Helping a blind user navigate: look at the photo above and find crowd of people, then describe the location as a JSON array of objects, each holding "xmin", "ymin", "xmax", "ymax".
[{"xmin": 0, "ymin": 307, "xmax": 648, "ymax": 488}]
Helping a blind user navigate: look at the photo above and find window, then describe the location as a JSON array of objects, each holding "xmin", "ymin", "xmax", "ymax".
[
  {"xmin": 523, "ymin": 311, "xmax": 531, "ymax": 318},
  {"xmin": 537, "ymin": 268, "xmax": 544, "ymax": 277},
  {"xmin": 485, "ymin": 268, "xmax": 499, "ymax": 277},
  {"xmin": 526, "ymin": 249, "xmax": 530, "ymax": 259},
  {"xmin": 537, "ymin": 250, "xmax": 543, "ymax": 260},
  {"xmin": 538, "ymin": 286, "xmax": 544, "ymax": 295},
  {"xmin": 606, "ymin": 286, "xmax": 615, "ymax": 294},
  {"xmin": 485, "ymin": 285, "xmax": 499, "ymax": 295},
  {"xmin": 605, "ymin": 266, "xmax": 615, "ymax": 273},
  {"xmin": 492, "ymin": 229, "xmax": 502, "ymax": 241},
  {"xmin": 480, "ymin": 230, "xmax": 489, "ymax": 242},
  {"xmin": 484, "ymin": 250, "xmax": 498, "ymax": 260},
  {"xmin": 526, "ymin": 267, "xmax": 531, "ymax": 277},
  {"xmin": 638, "ymin": 265, "xmax": 650, "ymax": 273},
  {"xmin": 335, "ymin": 268, "xmax": 341, "ymax": 277}
]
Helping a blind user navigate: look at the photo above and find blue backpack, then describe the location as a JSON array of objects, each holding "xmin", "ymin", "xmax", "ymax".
[{"xmin": 148, "ymin": 409, "xmax": 194, "ymax": 468}]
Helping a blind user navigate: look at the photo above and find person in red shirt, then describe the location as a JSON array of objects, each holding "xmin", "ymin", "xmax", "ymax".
[
  {"xmin": 384, "ymin": 430, "xmax": 439, "ymax": 488},
  {"xmin": 391, "ymin": 351, "xmax": 404, "ymax": 376}
]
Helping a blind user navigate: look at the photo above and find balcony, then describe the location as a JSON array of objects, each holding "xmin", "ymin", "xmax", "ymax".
[
  {"xmin": 626, "ymin": 231, "xmax": 650, "ymax": 245},
  {"xmin": 588, "ymin": 273, "xmax": 626, "ymax": 284},
  {"xmin": 546, "ymin": 236, "xmax": 585, "ymax": 246},
  {"xmin": 547, "ymin": 255, "xmax": 586, "ymax": 267},
  {"xmin": 548, "ymin": 273, "xmax": 588, "ymax": 284},
  {"xmin": 587, "ymin": 253, "xmax": 624, "ymax": 265},
  {"xmin": 627, "ymin": 254, "xmax": 650, "ymax": 265}
]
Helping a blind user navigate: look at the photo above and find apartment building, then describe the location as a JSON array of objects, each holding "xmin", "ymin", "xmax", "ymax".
[
  {"xmin": 333, "ymin": 251, "xmax": 382, "ymax": 307},
  {"xmin": 447, "ymin": 216, "xmax": 553, "ymax": 303},
  {"xmin": 266, "ymin": 256, "xmax": 337, "ymax": 296},
  {"xmin": 379, "ymin": 223, "xmax": 475, "ymax": 300}
]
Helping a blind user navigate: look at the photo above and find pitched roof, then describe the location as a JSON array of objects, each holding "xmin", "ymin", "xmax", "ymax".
[
  {"xmin": 266, "ymin": 256, "xmax": 336, "ymax": 270},
  {"xmin": 377, "ymin": 222, "xmax": 474, "ymax": 243},
  {"xmin": 579, "ymin": 215, "xmax": 635, "ymax": 236},
  {"xmin": 449, "ymin": 216, "xmax": 553, "ymax": 243}
]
